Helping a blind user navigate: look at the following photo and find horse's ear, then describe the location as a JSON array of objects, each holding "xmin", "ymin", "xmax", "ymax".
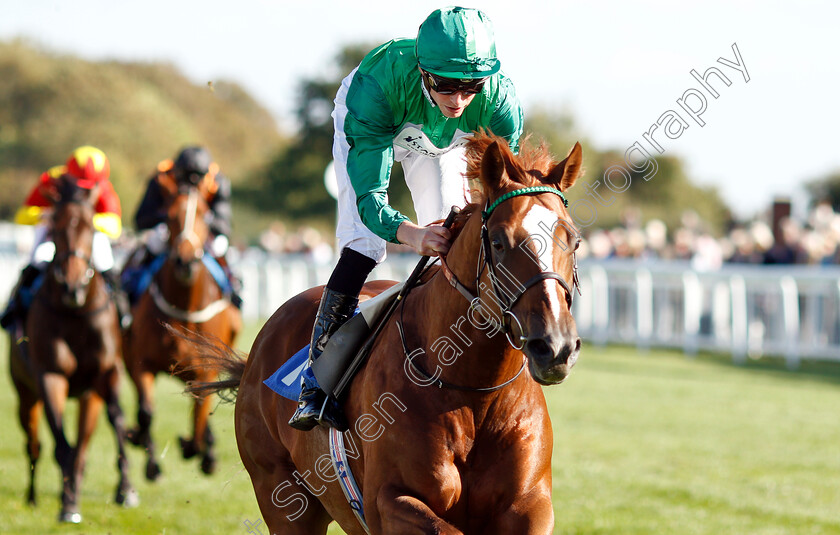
[
  {"xmin": 544, "ymin": 142, "xmax": 583, "ymax": 191},
  {"xmin": 41, "ymin": 178, "xmax": 60, "ymax": 204},
  {"xmin": 198, "ymin": 175, "xmax": 214, "ymax": 202},
  {"xmin": 157, "ymin": 172, "xmax": 178, "ymax": 197},
  {"xmin": 88, "ymin": 182, "xmax": 102, "ymax": 207},
  {"xmin": 481, "ymin": 141, "xmax": 507, "ymax": 191}
]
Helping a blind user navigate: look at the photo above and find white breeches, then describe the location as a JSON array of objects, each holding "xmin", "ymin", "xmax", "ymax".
[{"xmin": 332, "ymin": 69, "xmax": 470, "ymax": 263}]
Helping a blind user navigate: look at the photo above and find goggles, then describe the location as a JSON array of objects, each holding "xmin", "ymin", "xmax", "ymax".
[
  {"xmin": 175, "ymin": 169, "xmax": 206, "ymax": 186},
  {"xmin": 422, "ymin": 70, "xmax": 488, "ymax": 95}
]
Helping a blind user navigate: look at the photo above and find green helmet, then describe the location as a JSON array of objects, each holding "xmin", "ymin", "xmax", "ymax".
[{"xmin": 416, "ymin": 7, "xmax": 501, "ymax": 80}]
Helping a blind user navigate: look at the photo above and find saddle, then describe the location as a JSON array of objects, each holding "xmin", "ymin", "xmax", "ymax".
[
  {"xmin": 312, "ymin": 282, "xmax": 403, "ymax": 397},
  {"xmin": 263, "ymin": 283, "xmax": 403, "ymax": 402}
]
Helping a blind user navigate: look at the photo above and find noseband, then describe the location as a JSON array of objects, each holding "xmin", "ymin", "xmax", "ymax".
[
  {"xmin": 441, "ymin": 186, "xmax": 581, "ymax": 350},
  {"xmin": 174, "ymin": 187, "xmax": 205, "ymax": 259},
  {"xmin": 51, "ymin": 249, "xmax": 95, "ymax": 287}
]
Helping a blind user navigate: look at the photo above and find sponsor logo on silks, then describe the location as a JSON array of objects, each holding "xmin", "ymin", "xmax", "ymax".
[{"xmin": 394, "ymin": 124, "xmax": 470, "ymax": 158}]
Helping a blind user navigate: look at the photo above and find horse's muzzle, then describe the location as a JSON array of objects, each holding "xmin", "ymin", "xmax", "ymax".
[{"xmin": 524, "ymin": 333, "xmax": 581, "ymax": 385}]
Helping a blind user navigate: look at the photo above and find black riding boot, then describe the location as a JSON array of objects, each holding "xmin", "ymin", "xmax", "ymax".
[
  {"xmin": 288, "ymin": 287, "xmax": 359, "ymax": 431},
  {"xmin": 102, "ymin": 269, "xmax": 132, "ymax": 329},
  {"xmin": 1, "ymin": 264, "xmax": 41, "ymax": 330}
]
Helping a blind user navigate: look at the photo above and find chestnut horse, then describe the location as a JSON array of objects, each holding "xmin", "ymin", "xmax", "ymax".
[
  {"xmin": 193, "ymin": 132, "xmax": 582, "ymax": 534},
  {"xmin": 124, "ymin": 172, "xmax": 241, "ymax": 480},
  {"xmin": 8, "ymin": 176, "xmax": 137, "ymax": 523}
]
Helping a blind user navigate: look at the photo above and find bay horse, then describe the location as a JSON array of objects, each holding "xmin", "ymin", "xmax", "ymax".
[
  {"xmin": 8, "ymin": 176, "xmax": 137, "ymax": 523},
  {"xmin": 193, "ymin": 132, "xmax": 582, "ymax": 534},
  {"xmin": 124, "ymin": 171, "xmax": 241, "ymax": 480}
]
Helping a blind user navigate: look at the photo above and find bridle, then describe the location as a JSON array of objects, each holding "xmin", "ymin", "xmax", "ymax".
[
  {"xmin": 150, "ymin": 185, "xmax": 229, "ymax": 323},
  {"xmin": 51, "ymin": 249, "xmax": 95, "ymax": 288},
  {"xmin": 172, "ymin": 186, "xmax": 205, "ymax": 261},
  {"xmin": 398, "ymin": 186, "xmax": 582, "ymax": 393},
  {"xmin": 50, "ymin": 198, "xmax": 96, "ymax": 289},
  {"xmin": 440, "ymin": 186, "xmax": 581, "ymax": 350},
  {"xmin": 43, "ymin": 199, "xmax": 110, "ymax": 315}
]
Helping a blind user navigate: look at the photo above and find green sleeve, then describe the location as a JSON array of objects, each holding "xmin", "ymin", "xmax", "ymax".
[
  {"xmin": 488, "ymin": 76, "xmax": 524, "ymax": 154},
  {"xmin": 344, "ymin": 72, "xmax": 411, "ymax": 243}
]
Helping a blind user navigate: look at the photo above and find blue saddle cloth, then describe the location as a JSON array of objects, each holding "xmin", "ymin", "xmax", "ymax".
[
  {"xmin": 263, "ymin": 345, "xmax": 314, "ymax": 401},
  {"xmin": 263, "ymin": 306, "xmax": 363, "ymax": 401},
  {"xmin": 19, "ymin": 273, "xmax": 45, "ymax": 309},
  {"xmin": 122, "ymin": 254, "xmax": 231, "ymax": 304}
]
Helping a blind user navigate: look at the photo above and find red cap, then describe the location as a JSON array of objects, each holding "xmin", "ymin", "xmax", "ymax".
[{"xmin": 65, "ymin": 146, "xmax": 110, "ymax": 188}]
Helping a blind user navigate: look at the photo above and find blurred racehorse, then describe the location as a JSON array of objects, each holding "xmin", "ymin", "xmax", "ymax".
[
  {"xmin": 8, "ymin": 176, "xmax": 137, "ymax": 522},
  {"xmin": 124, "ymin": 172, "xmax": 241, "ymax": 479},
  {"xmin": 191, "ymin": 131, "xmax": 583, "ymax": 534}
]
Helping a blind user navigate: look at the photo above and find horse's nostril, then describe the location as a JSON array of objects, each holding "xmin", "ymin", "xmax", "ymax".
[{"xmin": 525, "ymin": 338, "xmax": 552, "ymax": 360}]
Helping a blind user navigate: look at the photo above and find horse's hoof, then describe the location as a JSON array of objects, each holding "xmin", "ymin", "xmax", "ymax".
[
  {"xmin": 117, "ymin": 488, "xmax": 140, "ymax": 508},
  {"xmin": 126, "ymin": 428, "xmax": 142, "ymax": 447},
  {"xmin": 179, "ymin": 436, "xmax": 198, "ymax": 459},
  {"xmin": 200, "ymin": 455, "xmax": 216, "ymax": 475},
  {"xmin": 145, "ymin": 460, "xmax": 162, "ymax": 482},
  {"xmin": 59, "ymin": 511, "xmax": 82, "ymax": 523}
]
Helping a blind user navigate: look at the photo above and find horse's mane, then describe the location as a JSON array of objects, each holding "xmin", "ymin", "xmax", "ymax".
[{"xmin": 464, "ymin": 130, "xmax": 559, "ymax": 201}]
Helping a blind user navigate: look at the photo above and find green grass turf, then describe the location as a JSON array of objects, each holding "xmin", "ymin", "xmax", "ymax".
[{"xmin": 1, "ymin": 326, "xmax": 839, "ymax": 534}]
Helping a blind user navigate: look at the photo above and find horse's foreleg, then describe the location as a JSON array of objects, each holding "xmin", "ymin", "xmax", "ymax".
[
  {"xmin": 374, "ymin": 490, "xmax": 465, "ymax": 535},
  {"xmin": 128, "ymin": 369, "xmax": 161, "ymax": 481},
  {"xmin": 63, "ymin": 391, "xmax": 103, "ymax": 523},
  {"xmin": 38, "ymin": 373, "xmax": 77, "ymax": 522},
  {"xmin": 14, "ymin": 383, "xmax": 41, "ymax": 506},
  {"xmin": 101, "ymin": 369, "xmax": 139, "ymax": 508},
  {"xmin": 485, "ymin": 493, "xmax": 554, "ymax": 535}
]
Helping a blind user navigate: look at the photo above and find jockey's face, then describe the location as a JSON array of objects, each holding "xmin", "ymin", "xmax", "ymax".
[{"xmin": 430, "ymin": 89, "xmax": 477, "ymax": 118}]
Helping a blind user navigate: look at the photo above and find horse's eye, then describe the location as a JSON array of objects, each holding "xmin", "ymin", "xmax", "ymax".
[
  {"xmin": 491, "ymin": 237, "xmax": 505, "ymax": 252},
  {"xmin": 574, "ymin": 239, "xmax": 581, "ymax": 251}
]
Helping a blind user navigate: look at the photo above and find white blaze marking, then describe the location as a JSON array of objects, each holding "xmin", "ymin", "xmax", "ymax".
[{"xmin": 521, "ymin": 204, "xmax": 563, "ymax": 317}]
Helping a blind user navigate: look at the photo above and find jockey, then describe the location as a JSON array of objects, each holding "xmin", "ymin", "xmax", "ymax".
[
  {"xmin": 128, "ymin": 146, "xmax": 242, "ymax": 308},
  {"xmin": 289, "ymin": 6, "xmax": 524, "ymax": 430},
  {"xmin": 0, "ymin": 146, "xmax": 131, "ymax": 330}
]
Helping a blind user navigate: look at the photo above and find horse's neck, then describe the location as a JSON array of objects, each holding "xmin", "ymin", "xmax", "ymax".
[
  {"xmin": 158, "ymin": 260, "xmax": 220, "ymax": 309},
  {"xmin": 408, "ymin": 219, "xmax": 522, "ymax": 388}
]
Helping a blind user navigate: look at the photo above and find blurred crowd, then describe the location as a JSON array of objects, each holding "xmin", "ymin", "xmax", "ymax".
[
  {"xmin": 252, "ymin": 201, "xmax": 840, "ymax": 272},
  {"xmin": 576, "ymin": 201, "xmax": 840, "ymax": 270},
  {"xmin": 257, "ymin": 221, "xmax": 334, "ymax": 263}
]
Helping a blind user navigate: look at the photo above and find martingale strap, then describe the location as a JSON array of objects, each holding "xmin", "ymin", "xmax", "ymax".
[{"xmin": 329, "ymin": 429, "xmax": 371, "ymax": 534}]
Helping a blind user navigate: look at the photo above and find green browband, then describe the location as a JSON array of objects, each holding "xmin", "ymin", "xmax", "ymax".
[{"xmin": 482, "ymin": 186, "xmax": 568, "ymax": 220}]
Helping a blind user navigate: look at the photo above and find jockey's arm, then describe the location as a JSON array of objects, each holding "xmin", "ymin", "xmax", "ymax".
[
  {"xmin": 93, "ymin": 212, "xmax": 122, "ymax": 239},
  {"xmin": 134, "ymin": 177, "xmax": 168, "ymax": 231},
  {"xmin": 207, "ymin": 174, "xmax": 233, "ymax": 239},
  {"xmin": 14, "ymin": 205, "xmax": 49, "ymax": 226},
  {"xmin": 344, "ymin": 74, "xmax": 410, "ymax": 244}
]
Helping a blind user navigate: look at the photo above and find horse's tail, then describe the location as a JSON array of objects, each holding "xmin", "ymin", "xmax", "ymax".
[{"xmin": 163, "ymin": 323, "xmax": 246, "ymax": 402}]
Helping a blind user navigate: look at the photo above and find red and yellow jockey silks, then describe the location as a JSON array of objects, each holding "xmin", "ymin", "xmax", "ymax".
[
  {"xmin": 66, "ymin": 145, "xmax": 111, "ymax": 188},
  {"xmin": 14, "ymin": 161, "xmax": 123, "ymax": 239}
]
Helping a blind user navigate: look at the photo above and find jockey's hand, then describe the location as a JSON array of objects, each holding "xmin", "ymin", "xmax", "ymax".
[{"xmin": 396, "ymin": 221, "xmax": 452, "ymax": 256}]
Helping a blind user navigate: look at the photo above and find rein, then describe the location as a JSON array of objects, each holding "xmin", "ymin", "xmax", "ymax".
[{"xmin": 149, "ymin": 186, "xmax": 229, "ymax": 323}]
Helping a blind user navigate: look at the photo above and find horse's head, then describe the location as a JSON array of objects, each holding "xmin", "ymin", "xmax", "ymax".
[
  {"xmin": 158, "ymin": 172, "xmax": 212, "ymax": 283},
  {"xmin": 46, "ymin": 177, "xmax": 99, "ymax": 307},
  {"xmin": 465, "ymin": 132, "xmax": 583, "ymax": 385}
]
